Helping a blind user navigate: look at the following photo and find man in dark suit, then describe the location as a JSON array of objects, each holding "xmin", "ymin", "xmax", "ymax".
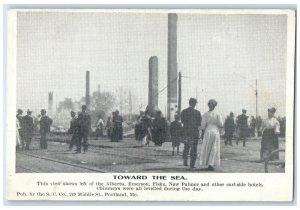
[
  {"xmin": 22, "ymin": 110, "xmax": 34, "ymax": 150},
  {"xmin": 39, "ymin": 109, "xmax": 53, "ymax": 149},
  {"xmin": 236, "ymin": 109, "xmax": 249, "ymax": 147},
  {"xmin": 77, "ymin": 105, "xmax": 91, "ymax": 153},
  {"xmin": 68, "ymin": 111, "xmax": 80, "ymax": 151},
  {"xmin": 180, "ymin": 98, "xmax": 202, "ymax": 168}
]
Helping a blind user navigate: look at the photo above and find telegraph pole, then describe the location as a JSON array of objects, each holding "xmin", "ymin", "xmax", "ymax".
[
  {"xmin": 129, "ymin": 89, "xmax": 132, "ymax": 121},
  {"xmin": 196, "ymin": 88, "xmax": 198, "ymax": 109},
  {"xmin": 255, "ymin": 79, "xmax": 258, "ymax": 120},
  {"xmin": 178, "ymin": 72, "xmax": 182, "ymax": 115}
]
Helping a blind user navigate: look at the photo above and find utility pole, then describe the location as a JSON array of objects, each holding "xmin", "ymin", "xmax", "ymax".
[
  {"xmin": 178, "ymin": 72, "xmax": 182, "ymax": 115},
  {"xmin": 129, "ymin": 89, "xmax": 132, "ymax": 121},
  {"xmin": 196, "ymin": 87, "xmax": 198, "ymax": 109},
  {"xmin": 255, "ymin": 79, "xmax": 258, "ymax": 120}
]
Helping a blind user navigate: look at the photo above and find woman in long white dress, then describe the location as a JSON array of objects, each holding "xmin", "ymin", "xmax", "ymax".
[
  {"xmin": 200, "ymin": 99, "xmax": 223, "ymax": 171},
  {"xmin": 16, "ymin": 116, "xmax": 21, "ymax": 150}
]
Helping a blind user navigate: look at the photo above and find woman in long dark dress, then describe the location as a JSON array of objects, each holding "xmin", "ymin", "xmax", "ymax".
[
  {"xmin": 260, "ymin": 107, "xmax": 280, "ymax": 161},
  {"xmin": 111, "ymin": 110, "xmax": 123, "ymax": 142},
  {"xmin": 152, "ymin": 111, "xmax": 168, "ymax": 146}
]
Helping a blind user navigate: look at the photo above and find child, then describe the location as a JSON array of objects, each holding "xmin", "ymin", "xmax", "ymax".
[{"xmin": 170, "ymin": 115, "xmax": 182, "ymax": 155}]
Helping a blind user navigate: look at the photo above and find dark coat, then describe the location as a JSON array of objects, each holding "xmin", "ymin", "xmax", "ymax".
[
  {"xmin": 22, "ymin": 115, "xmax": 34, "ymax": 137},
  {"xmin": 170, "ymin": 121, "xmax": 182, "ymax": 140},
  {"xmin": 78, "ymin": 112, "xmax": 91, "ymax": 133},
  {"xmin": 152, "ymin": 117, "xmax": 168, "ymax": 145},
  {"xmin": 237, "ymin": 114, "xmax": 249, "ymax": 137},
  {"xmin": 180, "ymin": 107, "xmax": 202, "ymax": 139},
  {"xmin": 40, "ymin": 115, "xmax": 52, "ymax": 133},
  {"xmin": 224, "ymin": 117, "xmax": 235, "ymax": 136},
  {"xmin": 69, "ymin": 117, "xmax": 80, "ymax": 135}
]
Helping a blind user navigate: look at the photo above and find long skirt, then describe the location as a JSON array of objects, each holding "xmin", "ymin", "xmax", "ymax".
[
  {"xmin": 111, "ymin": 126, "xmax": 122, "ymax": 142},
  {"xmin": 152, "ymin": 129, "xmax": 165, "ymax": 146},
  {"xmin": 261, "ymin": 129, "xmax": 279, "ymax": 160},
  {"xmin": 16, "ymin": 130, "xmax": 21, "ymax": 147},
  {"xmin": 199, "ymin": 129, "xmax": 221, "ymax": 167}
]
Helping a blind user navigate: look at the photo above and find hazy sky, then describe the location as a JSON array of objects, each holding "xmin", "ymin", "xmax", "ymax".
[{"xmin": 16, "ymin": 11, "xmax": 287, "ymax": 118}]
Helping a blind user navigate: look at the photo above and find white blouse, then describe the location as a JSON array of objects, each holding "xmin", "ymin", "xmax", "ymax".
[
  {"xmin": 201, "ymin": 110, "xmax": 223, "ymax": 131},
  {"xmin": 260, "ymin": 117, "xmax": 280, "ymax": 134}
]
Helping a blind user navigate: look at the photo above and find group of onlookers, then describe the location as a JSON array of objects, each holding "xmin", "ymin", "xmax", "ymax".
[
  {"xmin": 135, "ymin": 98, "xmax": 284, "ymax": 170},
  {"xmin": 17, "ymin": 99, "xmax": 285, "ymax": 169},
  {"xmin": 16, "ymin": 108, "xmax": 52, "ymax": 150}
]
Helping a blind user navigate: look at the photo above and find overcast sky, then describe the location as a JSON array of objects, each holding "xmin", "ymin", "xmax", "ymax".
[{"xmin": 16, "ymin": 11, "xmax": 287, "ymax": 118}]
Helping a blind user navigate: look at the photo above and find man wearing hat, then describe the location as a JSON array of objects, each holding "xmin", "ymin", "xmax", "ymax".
[
  {"xmin": 21, "ymin": 110, "xmax": 34, "ymax": 150},
  {"xmin": 68, "ymin": 111, "xmax": 80, "ymax": 151},
  {"xmin": 236, "ymin": 109, "xmax": 249, "ymax": 147},
  {"xmin": 77, "ymin": 105, "xmax": 91, "ymax": 153},
  {"xmin": 224, "ymin": 112, "xmax": 235, "ymax": 146},
  {"xmin": 180, "ymin": 98, "xmax": 202, "ymax": 168},
  {"xmin": 39, "ymin": 109, "xmax": 53, "ymax": 149}
]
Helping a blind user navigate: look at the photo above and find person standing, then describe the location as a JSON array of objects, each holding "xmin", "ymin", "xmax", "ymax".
[
  {"xmin": 16, "ymin": 109, "xmax": 24, "ymax": 150},
  {"xmin": 170, "ymin": 115, "xmax": 183, "ymax": 155},
  {"xmin": 95, "ymin": 115, "xmax": 104, "ymax": 140},
  {"xmin": 250, "ymin": 116, "xmax": 256, "ymax": 137},
  {"xmin": 16, "ymin": 116, "xmax": 21, "ymax": 150},
  {"xmin": 105, "ymin": 116, "xmax": 113, "ymax": 139},
  {"xmin": 68, "ymin": 111, "xmax": 80, "ymax": 151},
  {"xmin": 181, "ymin": 98, "xmax": 202, "ymax": 168},
  {"xmin": 77, "ymin": 105, "xmax": 91, "ymax": 153},
  {"xmin": 22, "ymin": 110, "xmax": 34, "ymax": 150},
  {"xmin": 224, "ymin": 112, "xmax": 235, "ymax": 146},
  {"xmin": 236, "ymin": 109, "xmax": 249, "ymax": 147},
  {"xmin": 152, "ymin": 111, "xmax": 168, "ymax": 146},
  {"xmin": 260, "ymin": 108, "xmax": 280, "ymax": 161},
  {"xmin": 256, "ymin": 116, "xmax": 263, "ymax": 137},
  {"xmin": 111, "ymin": 110, "xmax": 123, "ymax": 142},
  {"xmin": 39, "ymin": 109, "xmax": 53, "ymax": 149},
  {"xmin": 199, "ymin": 99, "xmax": 223, "ymax": 171},
  {"xmin": 138, "ymin": 110, "xmax": 152, "ymax": 146},
  {"xmin": 135, "ymin": 111, "xmax": 145, "ymax": 141}
]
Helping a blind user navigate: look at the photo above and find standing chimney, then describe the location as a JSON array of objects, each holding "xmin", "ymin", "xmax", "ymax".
[
  {"xmin": 48, "ymin": 92, "xmax": 53, "ymax": 116},
  {"xmin": 148, "ymin": 56, "xmax": 159, "ymax": 116},
  {"xmin": 167, "ymin": 13, "xmax": 178, "ymax": 122},
  {"xmin": 86, "ymin": 71, "xmax": 90, "ymax": 109}
]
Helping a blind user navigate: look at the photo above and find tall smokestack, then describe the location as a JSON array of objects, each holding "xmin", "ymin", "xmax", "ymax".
[
  {"xmin": 48, "ymin": 92, "xmax": 53, "ymax": 116},
  {"xmin": 167, "ymin": 13, "xmax": 178, "ymax": 122},
  {"xmin": 148, "ymin": 56, "xmax": 159, "ymax": 116},
  {"xmin": 129, "ymin": 89, "xmax": 132, "ymax": 121},
  {"xmin": 86, "ymin": 71, "xmax": 90, "ymax": 109}
]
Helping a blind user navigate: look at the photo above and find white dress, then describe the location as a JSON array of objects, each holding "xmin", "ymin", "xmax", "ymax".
[
  {"xmin": 199, "ymin": 110, "xmax": 223, "ymax": 167},
  {"xmin": 16, "ymin": 117, "xmax": 21, "ymax": 147}
]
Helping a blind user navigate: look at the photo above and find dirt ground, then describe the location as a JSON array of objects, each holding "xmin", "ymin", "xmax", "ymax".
[{"xmin": 16, "ymin": 134, "xmax": 285, "ymax": 173}]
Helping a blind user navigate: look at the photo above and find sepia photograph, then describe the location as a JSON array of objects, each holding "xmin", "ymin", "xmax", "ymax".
[{"xmin": 11, "ymin": 9, "xmax": 294, "ymax": 176}]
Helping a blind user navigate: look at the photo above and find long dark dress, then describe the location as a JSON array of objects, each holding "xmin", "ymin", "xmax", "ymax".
[
  {"xmin": 111, "ymin": 115, "xmax": 123, "ymax": 142},
  {"xmin": 170, "ymin": 121, "xmax": 182, "ymax": 147},
  {"xmin": 237, "ymin": 114, "xmax": 249, "ymax": 138},
  {"xmin": 152, "ymin": 117, "xmax": 168, "ymax": 146},
  {"xmin": 260, "ymin": 117, "xmax": 280, "ymax": 161}
]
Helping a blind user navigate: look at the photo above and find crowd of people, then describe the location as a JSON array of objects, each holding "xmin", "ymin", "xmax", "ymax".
[
  {"xmin": 16, "ymin": 108, "xmax": 52, "ymax": 151},
  {"xmin": 16, "ymin": 98, "xmax": 285, "ymax": 170},
  {"xmin": 134, "ymin": 98, "xmax": 285, "ymax": 170},
  {"xmin": 16, "ymin": 105, "xmax": 125, "ymax": 154}
]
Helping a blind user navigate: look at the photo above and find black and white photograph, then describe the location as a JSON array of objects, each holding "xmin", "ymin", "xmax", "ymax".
[{"xmin": 11, "ymin": 9, "xmax": 295, "ymax": 175}]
